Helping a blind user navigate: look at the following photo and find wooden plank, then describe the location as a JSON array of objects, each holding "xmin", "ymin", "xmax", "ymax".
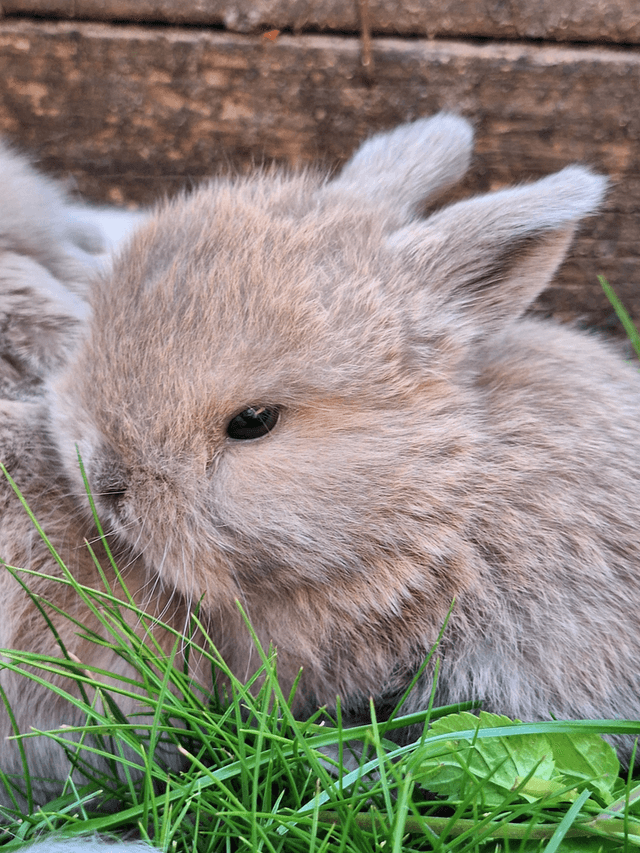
[
  {"xmin": 2, "ymin": 0, "xmax": 640, "ymax": 45},
  {"xmin": 0, "ymin": 19, "xmax": 639, "ymax": 331}
]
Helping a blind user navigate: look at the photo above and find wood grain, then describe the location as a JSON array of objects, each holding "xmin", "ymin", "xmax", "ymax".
[
  {"xmin": 0, "ymin": 19, "xmax": 638, "ymax": 330},
  {"xmin": 2, "ymin": 0, "xmax": 639, "ymax": 44}
]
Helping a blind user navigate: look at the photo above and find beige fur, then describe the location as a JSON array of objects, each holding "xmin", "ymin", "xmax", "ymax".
[
  {"xmin": 0, "ymin": 145, "xmax": 189, "ymax": 808},
  {"xmin": 1, "ymin": 114, "xmax": 640, "ymax": 810},
  {"xmin": 0, "ymin": 140, "xmax": 104, "ymax": 282}
]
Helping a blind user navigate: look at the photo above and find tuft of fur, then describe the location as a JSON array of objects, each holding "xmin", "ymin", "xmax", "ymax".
[
  {"xmin": 0, "ymin": 142, "xmax": 145, "ymax": 400},
  {"xmin": 1, "ymin": 114, "xmax": 640, "ymax": 819},
  {"xmin": 23, "ymin": 841, "xmax": 161, "ymax": 853}
]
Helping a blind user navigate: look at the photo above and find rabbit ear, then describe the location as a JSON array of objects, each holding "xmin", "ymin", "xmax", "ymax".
[
  {"xmin": 387, "ymin": 165, "xmax": 608, "ymax": 330},
  {"xmin": 327, "ymin": 113, "xmax": 474, "ymax": 226}
]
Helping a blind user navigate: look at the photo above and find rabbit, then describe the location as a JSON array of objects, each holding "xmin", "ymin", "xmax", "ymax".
[
  {"xmin": 0, "ymin": 397, "xmax": 200, "ymax": 806},
  {"xmin": 0, "ymin": 141, "xmax": 146, "ymax": 400},
  {"xmin": 45, "ymin": 109, "xmax": 640, "ymax": 751},
  {"xmin": 0, "ymin": 140, "xmax": 93, "ymax": 399},
  {"xmin": 0, "ymin": 143, "xmax": 189, "ymax": 814},
  {"xmin": 2, "ymin": 112, "xmax": 640, "ymax": 828},
  {"xmin": 0, "ymin": 139, "xmax": 145, "ymax": 279}
]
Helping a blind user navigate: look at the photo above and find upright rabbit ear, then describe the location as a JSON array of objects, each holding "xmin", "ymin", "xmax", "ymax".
[
  {"xmin": 387, "ymin": 165, "xmax": 608, "ymax": 331},
  {"xmin": 327, "ymin": 113, "xmax": 474, "ymax": 226}
]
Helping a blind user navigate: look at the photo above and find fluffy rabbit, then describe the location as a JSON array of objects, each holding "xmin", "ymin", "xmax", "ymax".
[
  {"xmin": 0, "ymin": 144, "xmax": 179, "ymax": 812},
  {"xmin": 2, "ymin": 114, "xmax": 640, "ymax": 826},
  {"xmin": 50, "ymin": 112, "xmax": 640, "ymax": 738},
  {"xmin": 0, "ymin": 141, "xmax": 145, "ymax": 400}
]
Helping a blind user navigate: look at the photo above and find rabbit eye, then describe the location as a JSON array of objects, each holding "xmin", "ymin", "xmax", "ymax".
[{"xmin": 227, "ymin": 406, "xmax": 280, "ymax": 441}]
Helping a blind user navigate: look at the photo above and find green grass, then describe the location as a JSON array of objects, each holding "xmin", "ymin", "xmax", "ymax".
[
  {"xmin": 599, "ymin": 276, "xmax": 640, "ymax": 359},
  {"xmin": 1, "ymin": 491, "xmax": 640, "ymax": 852},
  {"xmin": 0, "ymin": 278, "xmax": 639, "ymax": 852},
  {"xmin": 1, "ymin": 561, "xmax": 640, "ymax": 853}
]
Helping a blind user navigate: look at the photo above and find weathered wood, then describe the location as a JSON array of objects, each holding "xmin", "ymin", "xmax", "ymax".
[
  {"xmin": 0, "ymin": 19, "xmax": 638, "ymax": 330},
  {"xmin": 2, "ymin": 0, "xmax": 639, "ymax": 44}
]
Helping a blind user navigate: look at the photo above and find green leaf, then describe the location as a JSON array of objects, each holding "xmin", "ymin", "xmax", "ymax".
[
  {"xmin": 415, "ymin": 712, "xmax": 620, "ymax": 810},
  {"xmin": 547, "ymin": 732, "xmax": 619, "ymax": 803},
  {"xmin": 415, "ymin": 711, "xmax": 556, "ymax": 806}
]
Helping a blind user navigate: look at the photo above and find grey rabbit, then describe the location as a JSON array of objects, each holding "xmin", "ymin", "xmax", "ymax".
[{"xmin": 1, "ymin": 114, "xmax": 639, "ymax": 831}]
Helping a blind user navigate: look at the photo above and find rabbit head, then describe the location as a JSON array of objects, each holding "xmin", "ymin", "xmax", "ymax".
[{"xmin": 50, "ymin": 114, "xmax": 633, "ymax": 726}]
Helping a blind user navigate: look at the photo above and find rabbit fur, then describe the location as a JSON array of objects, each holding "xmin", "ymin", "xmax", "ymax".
[
  {"xmin": 0, "ymin": 141, "xmax": 145, "ymax": 401},
  {"xmin": 0, "ymin": 143, "xmax": 176, "ymax": 814},
  {"xmin": 1, "ymin": 114, "xmax": 640, "ymax": 831}
]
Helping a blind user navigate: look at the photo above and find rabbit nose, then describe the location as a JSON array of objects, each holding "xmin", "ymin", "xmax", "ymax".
[
  {"xmin": 94, "ymin": 478, "xmax": 129, "ymax": 524},
  {"xmin": 88, "ymin": 455, "xmax": 130, "ymax": 525},
  {"xmin": 99, "ymin": 480, "xmax": 127, "ymax": 504}
]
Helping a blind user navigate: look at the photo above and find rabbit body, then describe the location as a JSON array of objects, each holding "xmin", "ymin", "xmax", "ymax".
[
  {"xmin": 1, "ymin": 115, "xmax": 640, "ymax": 811},
  {"xmin": 0, "ymin": 144, "xmax": 180, "ymax": 809},
  {"xmin": 0, "ymin": 141, "xmax": 145, "ymax": 401},
  {"xmin": 0, "ymin": 397, "xmax": 188, "ymax": 805}
]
